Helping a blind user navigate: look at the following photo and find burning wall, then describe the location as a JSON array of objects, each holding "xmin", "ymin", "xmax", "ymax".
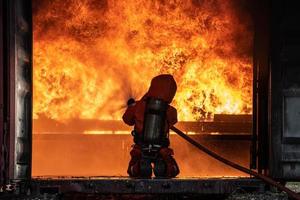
[{"xmin": 33, "ymin": 0, "xmax": 253, "ymax": 122}]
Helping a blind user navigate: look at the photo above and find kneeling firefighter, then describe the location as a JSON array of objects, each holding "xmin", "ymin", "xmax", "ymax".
[{"xmin": 122, "ymin": 74, "xmax": 180, "ymax": 178}]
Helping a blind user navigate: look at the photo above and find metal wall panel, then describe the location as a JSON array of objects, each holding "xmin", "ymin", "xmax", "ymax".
[
  {"xmin": 269, "ymin": 0, "xmax": 300, "ymax": 180},
  {"xmin": 4, "ymin": 0, "xmax": 32, "ymax": 183}
]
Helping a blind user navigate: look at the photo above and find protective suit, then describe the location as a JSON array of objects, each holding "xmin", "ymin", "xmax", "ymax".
[{"xmin": 123, "ymin": 74, "xmax": 180, "ymax": 178}]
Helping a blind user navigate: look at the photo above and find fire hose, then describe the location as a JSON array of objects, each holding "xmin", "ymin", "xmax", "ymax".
[{"xmin": 171, "ymin": 126, "xmax": 300, "ymax": 200}]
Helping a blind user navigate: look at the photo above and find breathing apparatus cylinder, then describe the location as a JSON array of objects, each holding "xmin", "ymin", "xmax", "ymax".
[{"xmin": 142, "ymin": 97, "xmax": 168, "ymax": 145}]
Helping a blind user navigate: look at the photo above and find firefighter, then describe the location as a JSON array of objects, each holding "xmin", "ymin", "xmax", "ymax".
[{"xmin": 122, "ymin": 74, "xmax": 179, "ymax": 178}]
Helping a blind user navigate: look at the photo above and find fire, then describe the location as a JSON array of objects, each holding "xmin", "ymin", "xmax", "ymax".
[{"xmin": 33, "ymin": 0, "xmax": 253, "ymax": 121}]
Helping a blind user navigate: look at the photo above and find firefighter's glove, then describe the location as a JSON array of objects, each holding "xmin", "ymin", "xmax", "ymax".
[{"xmin": 127, "ymin": 98, "xmax": 136, "ymax": 106}]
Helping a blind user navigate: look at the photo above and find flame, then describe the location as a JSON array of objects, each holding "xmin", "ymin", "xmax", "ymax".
[{"xmin": 33, "ymin": 0, "xmax": 253, "ymax": 121}]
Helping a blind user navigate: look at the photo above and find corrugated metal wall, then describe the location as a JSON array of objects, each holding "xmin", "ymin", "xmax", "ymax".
[
  {"xmin": 269, "ymin": 0, "xmax": 300, "ymax": 180},
  {"xmin": 0, "ymin": 0, "xmax": 32, "ymax": 186}
]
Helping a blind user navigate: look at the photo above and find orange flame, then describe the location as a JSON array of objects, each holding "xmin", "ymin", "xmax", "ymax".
[{"xmin": 33, "ymin": 0, "xmax": 253, "ymax": 121}]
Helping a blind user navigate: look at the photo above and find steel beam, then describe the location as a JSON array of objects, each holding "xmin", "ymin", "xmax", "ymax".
[
  {"xmin": 33, "ymin": 119, "xmax": 252, "ymax": 135},
  {"xmin": 31, "ymin": 177, "xmax": 265, "ymax": 195}
]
